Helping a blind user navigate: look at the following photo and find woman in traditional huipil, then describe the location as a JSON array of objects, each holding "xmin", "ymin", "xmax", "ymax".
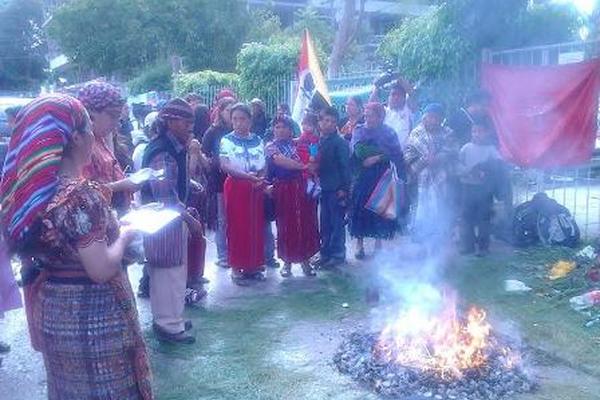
[
  {"xmin": 219, "ymin": 103, "xmax": 268, "ymax": 283},
  {"xmin": 0, "ymin": 95, "xmax": 153, "ymax": 399},
  {"xmin": 266, "ymin": 116, "xmax": 319, "ymax": 277},
  {"xmin": 349, "ymin": 102, "xmax": 405, "ymax": 259}
]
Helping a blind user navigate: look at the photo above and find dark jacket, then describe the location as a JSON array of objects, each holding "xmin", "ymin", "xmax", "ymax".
[
  {"xmin": 319, "ymin": 132, "xmax": 351, "ymax": 192},
  {"xmin": 141, "ymin": 133, "xmax": 188, "ymax": 204}
]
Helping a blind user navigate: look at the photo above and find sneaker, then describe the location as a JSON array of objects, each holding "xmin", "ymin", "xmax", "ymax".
[
  {"xmin": 185, "ymin": 288, "xmax": 207, "ymax": 305},
  {"xmin": 216, "ymin": 260, "xmax": 230, "ymax": 269},
  {"xmin": 266, "ymin": 259, "xmax": 281, "ymax": 269},
  {"xmin": 280, "ymin": 263, "xmax": 292, "ymax": 278},
  {"xmin": 153, "ymin": 324, "xmax": 196, "ymax": 344},
  {"xmin": 301, "ymin": 262, "xmax": 316, "ymax": 277}
]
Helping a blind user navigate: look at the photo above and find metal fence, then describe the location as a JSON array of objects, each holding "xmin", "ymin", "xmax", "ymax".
[
  {"xmin": 194, "ymin": 70, "xmax": 380, "ymax": 115},
  {"xmin": 483, "ymin": 39, "xmax": 600, "ymax": 238}
]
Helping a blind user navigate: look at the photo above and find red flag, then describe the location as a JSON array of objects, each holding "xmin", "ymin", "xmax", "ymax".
[
  {"xmin": 481, "ymin": 60, "xmax": 600, "ymax": 168},
  {"xmin": 292, "ymin": 30, "xmax": 330, "ymax": 124}
]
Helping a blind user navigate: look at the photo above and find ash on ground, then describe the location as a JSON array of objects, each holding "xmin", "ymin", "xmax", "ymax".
[{"xmin": 334, "ymin": 332, "xmax": 538, "ymax": 400}]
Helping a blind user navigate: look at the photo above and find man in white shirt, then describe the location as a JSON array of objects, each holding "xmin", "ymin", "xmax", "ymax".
[{"xmin": 369, "ymin": 78, "xmax": 417, "ymax": 149}]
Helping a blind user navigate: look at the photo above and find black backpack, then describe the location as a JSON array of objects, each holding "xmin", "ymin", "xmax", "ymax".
[
  {"xmin": 512, "ymin": 193, "xmax": 580, "ymax": 248},
  {"xmin": 535, "ymin": 194, "xmax": 580, "ymax": 247},
  {"xmin": 512, "ymin": 199, "xmax": 539, "ymax": 247}
]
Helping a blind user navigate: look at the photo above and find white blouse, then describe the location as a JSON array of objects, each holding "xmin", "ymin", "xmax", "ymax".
[{"xmin": 219, "ymin": 132, "xmax": 266, "ymax": 173}]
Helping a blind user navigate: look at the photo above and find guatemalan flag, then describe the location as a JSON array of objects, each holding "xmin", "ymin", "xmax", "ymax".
[{"xmin": 292, "ymin": 29, "xmax": 331, "ymax": 125}]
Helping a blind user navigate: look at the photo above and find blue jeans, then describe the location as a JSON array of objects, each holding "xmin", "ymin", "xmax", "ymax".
[{"xmin": 320, "ymin": 191, "xmax": 346, "ymax": 261}]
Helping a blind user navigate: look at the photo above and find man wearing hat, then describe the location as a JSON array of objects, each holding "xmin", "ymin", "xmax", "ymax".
[
  {"xmin": 141, "ymin": 98, "xmax": 203, "ymax": 344},
  {"xmin": 404, "ymin": 103, "xmax": 459, "ymax": 245}
]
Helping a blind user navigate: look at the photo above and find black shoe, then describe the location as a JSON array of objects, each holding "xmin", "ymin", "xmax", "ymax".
[
  {"xmin": 137, "ymin": 278, "xmax": 150, "ymax": 298},
  {"xmin": 0, "ymin": 341, "xmax": 10, "ymax": 354},
  {"xmin": 153, "ymin": 324, "xmax": 196, "ymax": 344},
  {"xmin": 185, "ymin": 320, "xmax": 193, "ymax": 331},
  {"xmin": 355, "ymin": 249, "xmax": 366, "ymax": 260}
]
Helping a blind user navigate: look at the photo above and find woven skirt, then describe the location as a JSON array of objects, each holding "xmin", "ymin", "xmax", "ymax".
[{"xmin": 37, "ymin": 278, "xmax": 153, "ymax": 400}]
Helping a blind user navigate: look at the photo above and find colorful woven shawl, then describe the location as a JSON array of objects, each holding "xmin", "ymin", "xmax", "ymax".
[{"xmin": 0, "ymin": 94, "xmax": 89, "ymax": 246}]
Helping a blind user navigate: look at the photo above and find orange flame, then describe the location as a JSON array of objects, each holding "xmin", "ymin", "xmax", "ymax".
[{"xmin": 374, "ymin": 298, "xmax": 518, "ymax": 379}]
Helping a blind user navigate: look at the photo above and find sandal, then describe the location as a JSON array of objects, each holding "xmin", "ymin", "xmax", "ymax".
[{"xmin": 280, "ymin": 263, "xmax": 292, "ymax": 278}]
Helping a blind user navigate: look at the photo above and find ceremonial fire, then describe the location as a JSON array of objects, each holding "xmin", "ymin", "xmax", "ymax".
[{"xmin": 334, "ymin": 289, "xmax": 535, "ymax": 399}]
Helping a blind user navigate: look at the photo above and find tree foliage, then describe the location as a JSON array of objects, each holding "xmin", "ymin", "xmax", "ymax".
[
  {"xmin": 49, "ymin": 0, "xmax": 157, "ymax": 77},
  {"xmin": 127, "ymin": 63, "xmax": 172, "ymax": 95},
  {"xmin": 49, "ymin": 0, "xmax": 249, "ymax": 78},
  {"xmin": 246, "ymin": 9, "xmax": 285, "ymax": 44},
  {"xmin": 0, "ymin": 0, "xmax": 47, "ymax": 90},
  {"xmin": 236, "ymin": 41, "xmax": 298, "ymax": 102},
  {"xmin": 377, "ymin": 0, "xmax": 579, "ymax": 108},
  {"xmin": 174, "ymin": 70, "xmax": 239, "ymax": 98}
]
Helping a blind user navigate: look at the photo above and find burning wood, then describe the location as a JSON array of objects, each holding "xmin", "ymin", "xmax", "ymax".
[{"xmin": 334, "ymin": 294, "xmax": 536, "ymax": 399}]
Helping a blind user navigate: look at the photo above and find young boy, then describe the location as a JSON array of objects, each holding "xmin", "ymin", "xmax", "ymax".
[
  {"xmin": 458, "ymin": 114, "xmax": 500, "ymax": 256},
  {"xmin": 316, "ymin": 107, "xmax": 351, "ymax": 267}
]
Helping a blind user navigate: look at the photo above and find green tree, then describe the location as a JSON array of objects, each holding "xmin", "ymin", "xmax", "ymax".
[
  {"xmin": 0, "ymin": 0, "xmax": 47, "ymax": 90},
  {"xmin": 377, "ymin": 0, "xmax": 579, "ymax": 108},
  {"xmin": 246, "ymin": 9, "xmax": 285, "ymax": 44},
  {"xmin": 127, "ymin": 63, "xmax": 173, "ymax": 95},
  {"xmin": 49, "ymin": 0, "xmax": 249, "ymax": 78},
  {"xmin": 236, "ymin": 40, "xmax": 298, "ymax": 112},
  {"xmin": 49, "ymin": 0, "xmax": 158, "ymax": 77},
  {"xmin": 144, "ymin": 0, "xmax": 249, "ymax": 71},
  {"xmin": 174, "ymin": 70, "xmax": 239, "ymax": 98}
]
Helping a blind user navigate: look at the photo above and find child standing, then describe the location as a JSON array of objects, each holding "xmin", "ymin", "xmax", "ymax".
[
  {"xmin": 315, "ymin": 107, "xmax": 351, "ymax": 268},
  {"xmin": 458, "ymin": 114, "xmax": 500, "ymax": 256}
]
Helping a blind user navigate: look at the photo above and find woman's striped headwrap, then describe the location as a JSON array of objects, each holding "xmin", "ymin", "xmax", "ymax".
[{"xmin": 0, "ymin": 94, "xmax": 89, "ymax": 247}]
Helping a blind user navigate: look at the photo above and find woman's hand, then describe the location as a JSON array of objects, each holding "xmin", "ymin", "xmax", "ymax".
[{"xmin": 363, "ymin": 155, "xmax": 383, "ymax": 167}]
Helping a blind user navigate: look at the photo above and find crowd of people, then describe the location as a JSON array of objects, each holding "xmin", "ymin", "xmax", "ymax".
[{"xmin": 0, "ymin": 77, "xmax": 505, "ymax": 398}]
